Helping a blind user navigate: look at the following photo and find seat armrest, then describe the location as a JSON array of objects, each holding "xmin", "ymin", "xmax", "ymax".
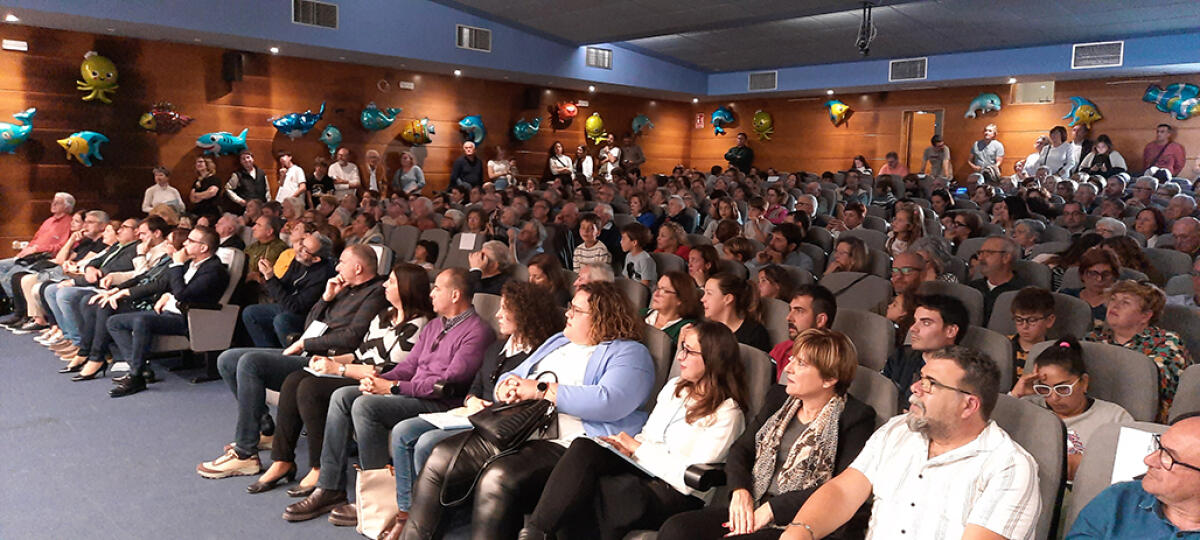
[
  {"xmin": 685, "ymin": 462, "xmax": 727, "ymax": 491},
  {"xmin": 432, "ymin": 380, "xmax": 470, "ymax": 400},
  {"xmin": 179, "ymin": 301, "xmax": 222, "ymax": 312}
]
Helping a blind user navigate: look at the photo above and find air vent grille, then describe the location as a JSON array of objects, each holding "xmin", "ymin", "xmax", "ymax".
[
  {"xmin": 748, "ymin": 71, "xmax": 778, "ymax": 91},
  {"xmin": 293, "ymin": 0, "xmax": 338, "ymax": 29},
  {"xmin": 1072, "ymin": 41, "xmax": 1123, "ymax": 69},
  {"xmin": 586, "ymin": 47, "xmax": 612, "ymax": 69},
  {"xmin": 456, "ymin": 25, "xmax": 492, "ymax": 52},
  {"xmin": 889, "ymin": 57, "xmax": 927, "ymax": 82}
]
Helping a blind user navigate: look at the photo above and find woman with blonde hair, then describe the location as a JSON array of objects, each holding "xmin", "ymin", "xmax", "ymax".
[
  {"xmin": 393, "ymin": 151, "xmax": 426, "ymax": 195},
  {"xmin": 190, "ymin": 155, "xmax": 223, "ymax": 218},
  {"xmin": 825, "ymin": 236, "xmax": 870, "ymax": 274}
]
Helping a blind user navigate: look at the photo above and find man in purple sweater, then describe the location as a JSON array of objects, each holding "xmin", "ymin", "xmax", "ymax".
[{"xmin": 284, "ymin": 267, "xmax": 495, "ymax": 522}]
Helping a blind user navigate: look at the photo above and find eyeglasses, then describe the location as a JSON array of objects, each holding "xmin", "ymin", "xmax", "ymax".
[
  {"xmin": 1083, "ymin": 270, "xmax": 1116, "ymax": 280},
  {"xmin": 566, "ymin": 304, "xmax": 591, "ymax": 317},
  {"xmin": 913, "ymin": 374, "xmax": 975, "ymax": 396},
  {"xmin": 954, "ymin": 221, "xmax": 970, "ymax": 228},
  {"xmin": 184, "ymin": 237, "xmax": 202, "ymax": 244},
  {"xmin": 891, "ymin": 267, "xmax": 920, "ymax": 276},
  {"xmin": 678, "ymin": 345, "xmax": 702, "ymax": 359},
  {"xmin": 655, "ymin": 287, "xmax": 678, "ymax": 296},
  {"xmin": 1152, "ymin": 434, "xmax": 1200, "ymax": 473},
  {"xmin": 1013, "ymin": 315, "xmax": 1049, "ymax": 326},
  {"xmin": 1032, "ymin": 379, "xmax": 1079, "ymax": 397}
]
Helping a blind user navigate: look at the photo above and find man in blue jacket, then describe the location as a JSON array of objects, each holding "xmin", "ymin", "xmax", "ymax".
[{"xmin": 107, "ymin": 226, "xmax": 229, "ymax": 397}]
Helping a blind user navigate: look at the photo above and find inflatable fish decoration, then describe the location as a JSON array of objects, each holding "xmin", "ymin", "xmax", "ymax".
[
  {"xmin": 965, "ymin": 92, "xmax": 1002, "ymax": 119},
  {"xmin": 752, "ymin": 110, "xmax": 774, "ymax": 141},
  {"xmin": 0, "ymin": 108, "xmax": 36, "ymax": 154},
  {"xmin": 361, "ymin": 102, "xmax": 403, "ymax": 131},
  {"xmin": 58, "ymin": 130, "xmax": 108, "ymax": 167},
  {"xmin": 319, "ymin": 125, "xmax": 342, "ymax": 156},
  {"xmin": 1143, "ymin": 83, "xmax": 1200, "ymax": 121},
  {"xmin": 138, "ymin": 101, "xmax": 193, "ymax": 134},
  {"xmin": 584, "ymin": 112, "xmax": 608, "ymax": 145},
  {"xmin": 631, "ymin": 114, "xmax": 654, "ymax": 136},
  {"xmin": 196, "ymin": 128, "xmax": 248, "ymax": 156},
  {"xmin": 825, "ymin": 100, "xmax": 853, "ymax": 126},
  {"xmin": 77, "ymin": 51, "xmax": 118, "ymax": 104},
  {"xmin": 711, "ymin": 107, "xmax": 734, "ymax": 136},
  {"xmin": 512, "ymin": 117, "xmax": 540, "ymax": 142},
  {"xmin": 1062, "ymin": 97, "xmax": 1102, "ymax": 129},
  {"xmin": 458, "ymin": 114, "xmax": 486, "ymax": 144},
  {"xmin": 549, "ymin": 101, "xmax": 578, "ymax": 127},
  {"xmin": 400, "ymin": 118, "xmax": 435, "ymax": 145},
  {"xmin": 269, "ymin": 102, "xmax": 325, "ymax": 140}
]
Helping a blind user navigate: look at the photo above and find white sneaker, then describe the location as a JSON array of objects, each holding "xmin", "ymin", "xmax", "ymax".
[{"xmin": 196, "ymin": 448, "xmax": 262, "ymax": 479}]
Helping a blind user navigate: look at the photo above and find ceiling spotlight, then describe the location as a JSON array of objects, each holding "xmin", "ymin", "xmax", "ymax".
[
  {"xmin": 193, "ymin": 38, "xmax": 202, "ymax": 43},
  {"xmin": 5, "ymin": 13, "xmax": 20, "ymax": 23},
  {"xmin": 588, "ymin": 85, "xmax": 596, "ymax": 93},
  {"xmin": 692, "ymin": 98, "xmax": 699, "ymax": 104},
  {"xmin": 453, "ymin": 69, "xmax": 462, "ymax": 76},
  {"xmin": 1007, "ymin": 77, "xmax": 1017, "ymax": 84},
  {"xmin": 269, "ymin": 46, "xmax": 280, "ymax": 54},
  {"xmin": 106, "ymin": 27, "xmax": 115, "ymax": 32},
  {"xmin": 826, "ymin": 89, "xmax": 835, "ymax": 95}
]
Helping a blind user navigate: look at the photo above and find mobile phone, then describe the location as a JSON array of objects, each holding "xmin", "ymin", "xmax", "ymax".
[{"xmin": 954, "ymin": 187, "xmax": 968, "ymax": 197}]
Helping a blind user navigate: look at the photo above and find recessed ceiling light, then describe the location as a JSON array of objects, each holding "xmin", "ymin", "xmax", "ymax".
[
  {"xmin": 826, "ymin": 89, "xmax": 834, "ymax": 95},
  {"xmin": 5, "ymin": 13, "xmax": 20, "ymax": 23},
  {"xmin": 193, "ymin": 38, "xmax": 202, "ymax": 43},
  {"xmin": 1007, "ymin": 77, "xmax": 1017, "ymax": 84},
  {"xmin": 269, "ymin": 46, "xmax": 279, "ymax": 54},
  {"xmin": 692, "ymin": 98, "xmax": 699, "ymax": 103},
  {"xmin": 453, "ymin": 69, "xmax": 462, "ymax": 77},
  {"xmin": 587, "ymin": 85, "xmax": 595, "ymax": 93},
  {"xmin": 338, "ymin": 56, "xmax": 345, "ymax": 60}
]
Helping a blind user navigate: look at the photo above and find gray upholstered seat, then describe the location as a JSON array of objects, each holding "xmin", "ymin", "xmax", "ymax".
[
  {"xmin": 820, "ymin": 271, "xmax": 891, "ymax": 313},
  {"xmin": 847, "ymin": 369, "xmax": 899, "ymax": 428},
  {"xmin": 987, "ymin": 289, "xmax": 1094, "ymax": 340},
  {"xmin": 1063, "ymin": 421, "xmax": 1168, "ymax": 534},
  {"xmin": 918, "ymin": 280, "xmax": 985, "ymax": 327},
  {"xmin": 990, "ymin": 394, "xmax": 1067, "ymax": 540},
  {"xmin": 830, "ymin": 308, "xmax": 895, "ymax": 372},
  {"xmin": 1026, "ymin": 341, "xmax": 1160, "ymax": 422}
]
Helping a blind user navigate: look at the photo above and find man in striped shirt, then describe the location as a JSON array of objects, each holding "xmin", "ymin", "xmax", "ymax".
[{"xmin": 783, "ymin": 346, "xmax": 1041, "ymax": 540}]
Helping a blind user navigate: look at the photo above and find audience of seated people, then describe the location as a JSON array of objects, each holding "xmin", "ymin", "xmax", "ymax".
[{"xmin": 6, "ymin": 122, "xmax": 1200, "ymax": 540}]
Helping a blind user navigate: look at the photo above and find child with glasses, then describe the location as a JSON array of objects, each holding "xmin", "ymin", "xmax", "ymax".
[
  {"xmin": 1006, "ymin": 287, "xmax": 1057, "ymax": 382},
  {"xmin": 1009, "ymin": 336, "xmax": 1132, "ymax": 481}
]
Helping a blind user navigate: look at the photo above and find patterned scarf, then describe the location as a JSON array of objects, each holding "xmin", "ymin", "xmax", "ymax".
[{"xmin": 750, "ymin": 394, "xmax": 845, "ymax": 501}]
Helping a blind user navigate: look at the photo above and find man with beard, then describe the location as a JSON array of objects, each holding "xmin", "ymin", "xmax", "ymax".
[
  {"xmin": 968, "ymin": 236, "xmax": 1028, "ymax": 321},
  {"xmin": 768, "ymin": 284, "xmax": 837, "ymax": 377},
  {"xmin": 781, "ymin": 346, "xmax": 1041, "ymax": 540},
  {"xmin": 883, "ymin": 294, "xmax": 969, "ymax": 408}
]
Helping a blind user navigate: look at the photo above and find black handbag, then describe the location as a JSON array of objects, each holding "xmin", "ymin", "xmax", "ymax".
[{"xmin": 439, "ymin": 371, "xmax": 558, "ymax": 506}]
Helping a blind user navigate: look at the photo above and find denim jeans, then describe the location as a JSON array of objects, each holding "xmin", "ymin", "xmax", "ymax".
[
  {"xmin": 0, "ymin": 257, "xmax": 21, "ymax": 297},
  {"xmin": 106, "ymin": 310, "xmax": 189, "ymax": 374},
  {"xmin": 391, "ymin": 417, "xmax": 467, "ymax": 511},
  {"xmin": 215, "ymin": 347, "xmax": 307, "ymax": 456},
  {"xmin": 317, "ymin": 386, "xmax": 447, "ymax": 492},
  {"xmin": 241, "ymin": 303, "xmax": 305, "ymax": 348},
  {"xmin": 53, "ymin": 285, "xmax": 97, "ymax": 344}
]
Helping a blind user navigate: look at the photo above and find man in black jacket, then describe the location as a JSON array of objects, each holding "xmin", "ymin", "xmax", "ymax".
[
  {"xmin": 449, "ymin": 141, "xmax": 483, "ymax": 190},
  {"xmin": 240, "ymin": 232, "xmax": 336, "ymax": 347},
  {"xmin": 199, "ymin": 244, "xmax": 388, "ymax": 479},
  {"xmin": 107, "ymin": 226, "xmax": 230, "ymax": 397}
]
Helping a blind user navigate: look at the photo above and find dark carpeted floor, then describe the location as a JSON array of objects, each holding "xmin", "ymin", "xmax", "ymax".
[{"xmin": 0, "ymin": 330, "xmax": 358, "ymax": 540}]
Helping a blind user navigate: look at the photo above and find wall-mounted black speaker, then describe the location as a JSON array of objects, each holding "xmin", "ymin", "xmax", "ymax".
[
  {"xmin": 222, "ymin": 52, "xmax": 246, "ymax": 82},
  {"xmin": 522, "ymin": 87, "xmax": 541, "ymax": 110}
]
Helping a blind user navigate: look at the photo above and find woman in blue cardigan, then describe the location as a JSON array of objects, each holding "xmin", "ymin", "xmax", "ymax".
[{"xmin": 400, "ymin": 281, "xmax": 655, "ymax": 540}]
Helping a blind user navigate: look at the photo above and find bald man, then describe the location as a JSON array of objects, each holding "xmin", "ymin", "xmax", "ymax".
[
  {"xmin": 1068, "ymin": 416, "xmax": 1200, "ymax": 537},
  {"xmin": 1172, "ymin": 217, "xmax": 1200, "ymax": 258}
]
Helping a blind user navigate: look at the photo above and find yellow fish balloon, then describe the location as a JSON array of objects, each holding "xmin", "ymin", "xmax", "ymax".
[
  {"xmin": 399, "ymin": 118, "xmax": 435, "ymax": 146},
  {"xmin": 825, "ymin": 99, "xmax": 853, "ymax": 126},
  {"xmin": 1063, "ymin": 97, "xmax": 1102, "ymax": 129},
  {"xmin": 77, "ymin": 51, "xmax": 119, "ymax": 104},
  {"xmin": 57, "ymin": 131, "xmax": 109, "ymax": 167},
  {"xmin": 584, "ymin": 112, "xmax": 607, "ymax": 145}
]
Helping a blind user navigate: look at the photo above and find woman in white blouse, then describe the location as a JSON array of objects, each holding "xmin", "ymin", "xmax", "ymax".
[
  {"xmin": 519, "ymin": 321, "xmax": 747, "ymax": 539},
  {"xmin": 547, "ymin": 141, "xmax": 573, "ymax": 181},
  {"xmin": 488, "ymin": 146, "xmax": 514, "ymax": 190},
  {"xmin": 574, "ymin": 144, "xmax": 594, "ymax": 183},
  {"xmin": 141, "ymin": 166, "xmax": 185, "ymax": 214},
  {"xmin": 245, "ymin": 263, "xmax": 433, "ymax": 494}
]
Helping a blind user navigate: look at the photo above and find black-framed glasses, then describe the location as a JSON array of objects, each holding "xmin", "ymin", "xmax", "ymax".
[
  {"xmin": 891, "ymin": 267, "xmax": 920, "ymax": 276},
  {"xmin": 1013, "ymin": 315, "xmax": 1049, "ymax": 326},
  {"xmin": 1152, "ymin": 434, "xmax": 1200, "ymax": 473},
  {"xmin": 913, "ymin": 374, "xmax": 975, "ymax": 396},
  {"xmin": 678, "ymin": 345, "xmax": 702, "ymax": 359},
  {"xmin": 1032, "ymin": 379, "xmax": 1079, "ymax": 397}
]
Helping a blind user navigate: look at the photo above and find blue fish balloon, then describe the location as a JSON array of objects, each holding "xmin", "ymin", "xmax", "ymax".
[
  {"xmin": 57, "ymin": 130, "xmax": 108, "ymax": 166},
  {"xmin": 825, "ymin": 100, "xmax": 853, "ymax": 126},
  {"xmin": 269, "ymin": 102, "xmax": 325, "ymax": 140},
  {"xmin": 711, "ymin": 107, "xmax": 734, "ymax": 136},
  {"xmin": 458, "ymin": 114, "xmax": 486, "ymax": 144},
  {"xmin": 0, "ymin": 108, "xmax": 36, "ymax": 154},
  {"xmin": 196, "ymin": 128, "xmax": 248, "ymax": 156},
  {"xmin": 965, "ymin": 92, "xmax": 1002, "ymax": 118},
  {"xmin": 1143, "ymin": 83, "xmax": 1200, "ymax": 121},
  {"xmin": 360, "ymin": 102, "xmax": 402, "ymax": 131},
  {"xmin": 319, "ymin": 125, "xmax": 343, "ymax": 156},
  {"xmin": 1062, "ymin": 97, "xmax": 1103, "ymax": 129},
  {"xmin": 512, "ymin": 117, "xmax": 540, "ymax": 142},
  {"xmin": 631, "ymin": 114, "xmax": 654, "ymax": 136}
]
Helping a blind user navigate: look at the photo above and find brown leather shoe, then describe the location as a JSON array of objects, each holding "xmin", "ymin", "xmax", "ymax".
[
  {"xmin": 380, "ymin": 511, "xmax": 409, "ymax": 540},
  {"xmin": 282, "ymin": 488, "xmax": 347, "ymax": 522},
  {"xmin": 328, "ymin": 502, "xmax": 357, "ymax": 527}
]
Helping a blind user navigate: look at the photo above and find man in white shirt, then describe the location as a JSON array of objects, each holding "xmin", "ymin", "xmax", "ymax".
[
  {"xmin": 361, "ymin": 149, "xmax": 384, "ymax": 195},
  {"xmin": 328, "ymin": 147, "xmax": 361, "ymax": 200},
  {"xmin": 782, "ymin": 346, "xmax": 1041, "ymax": 540},
  {"xmin": 275, "ymin": 150, "xmax": 306, "ymax": 203}
]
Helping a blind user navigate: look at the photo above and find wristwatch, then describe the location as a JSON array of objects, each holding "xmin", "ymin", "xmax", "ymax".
[
  {"xmin": 536, "ymin": 380, "xmax": 550, "ymax": 393},
  {"xmin": 389, "ymin": 381, "xmax": 401, "ymax": 395},
  {"xmin": 338, "ymin": 364, "xmax": 347, "ymax": 376}
]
